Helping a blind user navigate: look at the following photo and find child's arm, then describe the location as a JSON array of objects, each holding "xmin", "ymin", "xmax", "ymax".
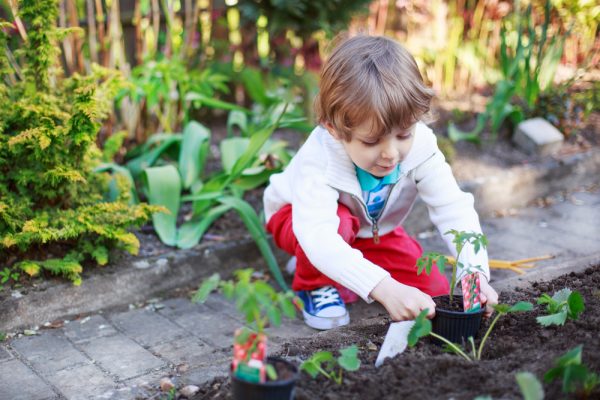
[{"xmin": 370, "ymin": 276, "xmax": 436, "ymax": 321}]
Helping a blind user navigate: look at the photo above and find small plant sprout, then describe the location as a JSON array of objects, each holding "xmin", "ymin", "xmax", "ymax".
[
  {"xmin": 536, "ymin": 288, "xmax": 585, "ymax": 326},
  {"xmin": 416, "ymin": 230, "xmax": 487, "ymax": 303},
  {"xmin": 516, "ymin": 372, "xmax": 544, "ymax": 400},
  {"xmin": 300, "ymin": 344, "xmax": 361, "ymax": 385},
  {"xmin": 193, "ymin": 269, "xmax": 300, "ymax": 380},
  {"xmin": 544, "ymin": 345, "xmax": 599, "ymax": 397},
  {"xmin": 408, "ymin": 301, "xmax": 533, "ymax": 361}
]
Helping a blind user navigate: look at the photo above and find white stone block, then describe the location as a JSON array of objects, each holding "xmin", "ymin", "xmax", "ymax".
[{"xmin": 513, "ymin": 117, "xmax": 564, "ymax": 156}]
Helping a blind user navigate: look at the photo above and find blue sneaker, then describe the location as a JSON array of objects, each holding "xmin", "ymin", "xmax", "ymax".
[{"xmin": 296, "ymin": 286, "xmax": 350, "ymax": 330}]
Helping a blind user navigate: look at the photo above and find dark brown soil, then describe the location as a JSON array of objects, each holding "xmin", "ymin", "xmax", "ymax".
[{"xmin": 193, "ymin": 265, "xmax": 600, "ymax": 400}]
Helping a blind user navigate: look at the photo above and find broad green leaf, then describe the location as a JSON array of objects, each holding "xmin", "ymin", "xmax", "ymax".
[
  {"xmin": 218, "ymin": 196, "xmax": 288, "ymax": 291},
  {"xmin": 552, "ymin": 288, "xmax": 572, "ymax": 304},
  {"xmin": 448, "ymin": 120, "xmax": 483, "ymax": 143},
  {"xmin": 181, "ymin": 192, "xmax": 224, "ymax": 202},
  {"xmin": 493, "ymin": 304, "xmax": 511, "ymax": 314},
  {"xmin": 192, "ymin": 273, "xmax": 221, "ymax": 303},
  {"xmin": 279, "ymin": 296, "xmax": 297, "ymax": 319},
  {"xmin": 176, "ymin": 204, "xmax": 232, "ymax": 249},
  {"xmin": 537, "ymin": 311, "xmax": 568, "ymax": 326},
  {"xmin": 228, "ymin": 105, "xmax": 288, "ymax": 182},
  {"xmin": 408, "ymin": 309, "xmax": 432, "ymax": 347},
  {"xmin": 179, "ymin": 121, "xmax": 210, "ymax": 189},
  {"xmin": 143, "ymin": 165, "xmax": 181, "ymax": 246},
  {"xmin": 241, "ymin": 68, "xmax": 271, "ymax": 106},
  {"xmin": 220, "ymin": 137, "xmax": 250, "ymax": 173},
  {"xmin": 266, "ymin": 306, "xmax": 282, "ymax": 327},
  {"xmin": 563, "ymin": 364, "xmax": 590, "ymax": 393},
  {"xmin": 338, "ymin": 345, "xmax": 361, "ymax": 372},
  {"xmin": 227, "ymin": 110, "xmax": 248, "ymax": 137},
  {"xmin": 508, "ymin": 301, "xmax": 534, "ymax": 313},
  {"xmin": 516, "ymin": 372, "xmax": 544, "ymax": 400},
  {"xmin": 233, "ymin": 169, "xmax": 272, "ymax": 191},
  {"xmin": 127, "ymin": 135, "xmax": 182, "ymax": 178},
  {"xmin": 185, "ymin": 92, "xmax": 248, "ymax": 112}
]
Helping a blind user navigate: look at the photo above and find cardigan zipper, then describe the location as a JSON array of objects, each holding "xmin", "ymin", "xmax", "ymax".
[{"xmin": 344, "ymin": 174, "xmax": 405, "ymax": 244}]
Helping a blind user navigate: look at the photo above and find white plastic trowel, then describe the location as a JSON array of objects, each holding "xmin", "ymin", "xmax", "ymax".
[{"xmin": 374, "ymin": 320, "xmax": 415, "ymax": 368}]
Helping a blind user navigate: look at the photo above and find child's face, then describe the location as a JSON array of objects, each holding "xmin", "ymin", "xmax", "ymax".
[{"xmin": 327, "ymin": 120, "xmax": 416, "ymax": 177}]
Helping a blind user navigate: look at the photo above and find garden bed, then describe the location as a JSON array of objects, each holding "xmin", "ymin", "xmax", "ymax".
[{"xmin": 193, "ymin": 265, "xmax": 600, "ymax": 399}]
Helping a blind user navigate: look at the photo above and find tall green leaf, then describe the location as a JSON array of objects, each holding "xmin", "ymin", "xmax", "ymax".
[
  {"xmin": 176, "ymin": 204, "xmax": 232, "ymax": 249},
  {"xmin": 143, "ymin": 165, "xmax": 182, "ymax": 246},
  {"xmin": 127, "ymin": 135, "xmax": 182, "ymax": 178},
  {"xmin": 178, "ymin": 121, "xmax": 210, "ymax": 189},
  {"xmin": 218, "ymin": 196, "xmax": 288, "ymax": 291}
]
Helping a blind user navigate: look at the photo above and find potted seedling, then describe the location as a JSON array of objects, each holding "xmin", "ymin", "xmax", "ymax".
[
  {"xmin": 408, "ymin": 301, "xmax": 533, "ymax": 361},
  {"xmin": 194, "ymin": 269, "xmax": 301, "ymax": 400},
  {"xmin": 300, "ymin": 344, "xmax": 361, "ymax": 384},
  {"xmin": 416, "ymin": 229, "xmax": 488, "ymax": 343}
]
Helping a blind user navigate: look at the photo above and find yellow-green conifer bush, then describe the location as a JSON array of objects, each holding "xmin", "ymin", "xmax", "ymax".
[{"xmin": 0, "ymin": 0, "xmax": 159, "ymax": 286}]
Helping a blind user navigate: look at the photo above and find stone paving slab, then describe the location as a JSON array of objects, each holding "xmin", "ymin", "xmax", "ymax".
[
  {"xmin": 0, "ymin": 344, "xmax": 12, "ymax": 361},
  {"xmin": 0, "ymin": 359, "xmax": 57, "ymax": 400},
  {"xmin": 11, "ymin": 332, "xmax": 90, "ymax": 376},
  {"xmin": 109, "ymin": 308, "xmax": 188, "ymax": 347},
  {"xmin": 62, "ymin": 315, "xmax": 117, "ymax": 344},
  {"xmin": 47, "ymin": 363, "xmax": 115, "ymax": 400},
  {"xmin": 78, "ymin": 334, "xmax": 165, "ymax": 380},
  {"xmin": 149, "ymin": 335, "xmax": 223, "ymax": 368}
]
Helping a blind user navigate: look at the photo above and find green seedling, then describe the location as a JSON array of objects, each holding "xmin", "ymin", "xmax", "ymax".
[
  {"xmin": 516, "ymin": 372, "xmax": 544, "ymax": 400},
  {"xmin": 536, "ymin": 288, "xmax": 585, "ymax": 327},
  {"xmin": 545, "ymin": 345, "xmax": 599, "ymax": 398},
  {"xmin": 408, "ymin": 301, "xmax": 533, "ymax": 361},
  {"xmin": 300, "ymin": 345, "xmax": 361, "ymax": 385},
  {"xmin": 417, "ymin": 230, "xmax": 487, "ymax": 304},
  {"xmin": 0, "ymin": 332, "xmax": 6, "ymax": 342},
  {"xmin": 193, "ymin": 269, "xmax": 300, "ymax": 380}
]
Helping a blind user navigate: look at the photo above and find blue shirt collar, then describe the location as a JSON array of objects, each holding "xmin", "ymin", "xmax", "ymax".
[{"xmin": 355, "ymin": 164, "xmax": 401, "ymax": 191}]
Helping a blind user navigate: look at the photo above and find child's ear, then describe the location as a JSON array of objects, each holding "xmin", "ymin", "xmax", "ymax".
[{"xmin": 323, "ymin": 122, "xmax": 342, "ymax": 140}]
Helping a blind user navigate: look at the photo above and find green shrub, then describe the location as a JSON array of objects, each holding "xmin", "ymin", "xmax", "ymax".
[{"xmin": 0, "ymin": 0, "xmax": 157, "ymax": 285}]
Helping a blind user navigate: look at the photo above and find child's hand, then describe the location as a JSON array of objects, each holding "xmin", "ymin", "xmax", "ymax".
[
  {"xmin": 480, "ymin": 277, "xmax": 498, "ymax": 318},
  {"xmin": 370, "ymin": 276, "xmax": 436, "ymax": 321}
]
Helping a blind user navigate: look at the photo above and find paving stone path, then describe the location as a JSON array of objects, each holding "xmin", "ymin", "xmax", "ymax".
[{"xmin": 1, "ymin": 189, "xmax": 599, "ymax": 400}]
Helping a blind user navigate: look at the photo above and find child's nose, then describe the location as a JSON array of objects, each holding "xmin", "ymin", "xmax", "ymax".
[{"xmin": 381, "ymin": 142, "xmax": 398, "ymax": 160}]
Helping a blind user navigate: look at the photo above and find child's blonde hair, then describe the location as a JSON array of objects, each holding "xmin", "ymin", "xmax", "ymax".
[{"xmin": 315, "ymin": 35, "xmax": 434, "ymax": 141}]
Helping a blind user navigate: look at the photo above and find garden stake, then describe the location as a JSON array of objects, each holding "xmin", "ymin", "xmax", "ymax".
[
  {"xmin": 461, "ymin": 272, "xmax": 481, "ymax": 312},
  {"xmin": 445, "ymin": 254, "xmax": 555, "ymax": 275}
]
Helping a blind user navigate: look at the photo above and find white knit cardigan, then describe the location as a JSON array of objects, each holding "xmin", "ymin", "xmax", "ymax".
[{"xmin": 263, "ymin": 123, "xmax": 490, "ymax": 302}]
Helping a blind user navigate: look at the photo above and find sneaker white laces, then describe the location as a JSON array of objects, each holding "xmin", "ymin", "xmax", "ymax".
[{"xmin": 312, "ymin": 286, "xmax": 341, "ymax": 308}]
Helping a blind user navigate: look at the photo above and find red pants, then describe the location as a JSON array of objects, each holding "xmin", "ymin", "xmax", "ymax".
[{"xmin": 266, "ymin": 204, "xmax": 449, "ymax": 300}]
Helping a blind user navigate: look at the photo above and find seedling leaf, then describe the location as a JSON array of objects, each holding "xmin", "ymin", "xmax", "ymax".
[
  {"xmin": 300, "ymin": 351, "xmax": 334, "ymax": 378},
  {"xmin": 508, "ymin": 301, "xmax": 534, "ymax": 313},
  {"xmin": 192, "ymin": 273, "xmax": 221, "ymax": 303},
  {"xmin": 516, "ymin": 372, "xmax": 544, "ymax": 400},
  {"xmin": 567, "ymin": 291, "xmax": 585, "ymax": 319},
  {"xmin": 408, "ymin": 309, "xmax": 432, "ymax": 347},
  {"xmin": 338, "ymin": 345, "xmax": 361, "ymax": 372},
  {"xmin": 266, "ymin": 364, "xmax": 277, "ymax": 381},
  {"xmin": 537, "ymin": 310, "xmax": 568, "ymax": 327}
]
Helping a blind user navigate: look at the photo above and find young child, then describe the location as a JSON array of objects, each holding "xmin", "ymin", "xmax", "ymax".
[{"xmin": 263, "ymin": 35, "xmax": 498, "ymax": 330}]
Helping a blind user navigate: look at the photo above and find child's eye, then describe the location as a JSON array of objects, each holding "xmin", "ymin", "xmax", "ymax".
[
  {"xmin": 396, "ymin": 132, "xmax": 413, "ymax": 140},
  {"xmin": 361, "ymin": 140, "xmax": 378, "ymax": 146}
]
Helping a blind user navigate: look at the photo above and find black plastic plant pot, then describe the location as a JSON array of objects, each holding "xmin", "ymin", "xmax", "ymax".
[
  {"xmin": 432, "ymin": 295, "xmax": 485, "ymax": 345},
  {"xmin": 231, "ymin": 357, "xmax": 299, "ymax": 400}
]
